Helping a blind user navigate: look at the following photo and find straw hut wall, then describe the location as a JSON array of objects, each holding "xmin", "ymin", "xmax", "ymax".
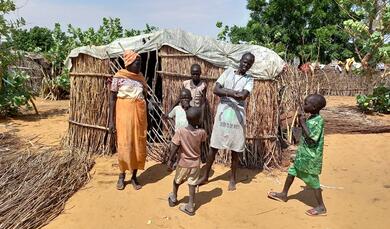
[
  {"xmin": 67, "ymin": 45, "xmax": 281, "ymax": 169},
  {"xmin": 68, "ymin": 54, "xmax": 115, "ymax": 154},
  {"xmin": 159, "ymin": 46, "xmax": 279, "ymax": 168},
  {"xmin": 10, "ymin": 53, "xmax": 51, "ymax": 95}
]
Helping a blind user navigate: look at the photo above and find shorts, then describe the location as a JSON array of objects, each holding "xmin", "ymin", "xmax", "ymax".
[
  {"xmin": 288, "ymin": 166, "xmax": 320, "ymax": 189},
  {"xmin": 174, "ymin": 166, "xmax": 200, "ymax": 186}
]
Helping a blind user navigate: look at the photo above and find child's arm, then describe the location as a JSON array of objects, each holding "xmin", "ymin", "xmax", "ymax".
[
  {"xmin": 167, "ymin": 143, "xmax": 179, "ymax": 170},
  {"xmin": 298, "ymin": 111, "xmax": 316, "ymax": 145}
]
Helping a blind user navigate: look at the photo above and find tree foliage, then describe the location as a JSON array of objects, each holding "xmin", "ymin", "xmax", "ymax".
[
  {"xmin": 9, "ymin": 17, "xmax": 158, "ymax": 100},
  {"xmin": 357, "ymin": 86, "xmax": 390, "ymax": 114},
  {"xmin": 217, "ymin": 0, "xmax": 355, "ymax": 63},
  {"xmin": 11, "ymin": 26, "xmax": 54, "ymax": 52},
  {"xmin": 0, "ymin": 0, "xmax": 34, "ymax": 116},
  {"xmin": 217, "ymin": 0, "xmax": 389, "ymax": 67},
  {"xmin": 338, "ymin": 0, "xmax": 389, "ymax": 69}
]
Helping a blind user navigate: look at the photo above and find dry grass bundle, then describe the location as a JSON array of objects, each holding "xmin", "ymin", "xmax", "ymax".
[
  {"xmin": 0, "ymin": 131, "xmax": 94, "ymax": 229},
  {"xmin": 68, "ymin": 54, "xmax": 115, "ymax": 155}
]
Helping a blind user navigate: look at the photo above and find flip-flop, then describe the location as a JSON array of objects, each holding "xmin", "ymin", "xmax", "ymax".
[
  {"xmin": 168, "ymin": 193, "xmax": 177, "ymax": 207},
  {"xmin": 179, "ymin": 205, "xmax": 195, "ymax": 216},
  {"xmin": 267, "ymin": 192, "xmax": 286, "ymax": 202},
  {"xmin": 305, "ymin": 207, "xmax": 327, "ymax": 216}
]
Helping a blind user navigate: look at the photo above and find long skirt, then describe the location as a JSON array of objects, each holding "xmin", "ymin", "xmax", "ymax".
[{"xmin": 116, "ymin": 98, "xmax": 147, "ymax": 172}]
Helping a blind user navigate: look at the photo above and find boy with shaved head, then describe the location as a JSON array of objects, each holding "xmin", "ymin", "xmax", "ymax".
[{"xmin": 268, "ymin": 94, "xmax": 327, "ymax": 216}]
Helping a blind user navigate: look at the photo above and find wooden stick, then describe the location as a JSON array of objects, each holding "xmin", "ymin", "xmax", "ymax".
[
  {"xmin": 29, "ymin": 98, "xmax": 39, "ymax": 115},
  {"xmin": 69, "ymin": 72, "xmax": 112, "ymax": 78},
  {"xmin": 68, "ymin": 120, "xmax": 108, "ymax": 131}
]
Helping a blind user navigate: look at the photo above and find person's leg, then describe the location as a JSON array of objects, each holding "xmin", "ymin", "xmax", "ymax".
[
  {"xmin": 268, "ymin": 174, "xmax": 295, "ymax": 202},
  {"xmin": 179, "ymin": 185, "xmax": 196, "ymax": 216},
  {"xmin": 173, "ymin": 181, "xmax": 180, "ymax": 200},
  {"xmin": 168, "ymin": 180, "xmax": 180, "ymax": 207},
  {"xmin": 130, "ymin": 169, "xmax": 142, "ymax": 190},
  {"xmin": 314, "ymin": 188, "xmax": 326, "ymax": 209},
  {"xmin": 197, "ymin": 147, "xmax": 218, "ymax": 184},
  {"xmin": 306, "ymin": 188, "xmax": 327, "ymax": 216},
  {"xmin": 116, "ymin": 171, "xmax": 126, "ymax": 190},
  {"xmin": 228, "ymin": 151, "xmax": 239, "ymax": 191},
  {"xmin": 188, "ymin": 185, "xmax": 196, "ymax": 211}
]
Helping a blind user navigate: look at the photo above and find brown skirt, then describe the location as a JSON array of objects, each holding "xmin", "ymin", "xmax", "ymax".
[{"xmin": 116, "ymin": 98, "xmax": 147, "ymax": 171}]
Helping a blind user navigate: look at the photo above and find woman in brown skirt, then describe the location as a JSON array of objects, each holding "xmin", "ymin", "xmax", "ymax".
[{"xmin": 109, "ymin": 50, "xmax": 148, "ymax": 190}]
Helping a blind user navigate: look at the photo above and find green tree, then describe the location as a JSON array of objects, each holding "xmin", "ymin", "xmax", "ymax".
[
  {"xmin": 0, "ymin": 0, "xmax": 34, "ymax": 116},
  {"xmin": 11, "ymin": 26, "xmax": 54, "ymax": 52},
  {"xmin": 338, "ymin": 0, "xmax": 389, "ymax": 69},
  {"xmin": 217, "ymin": 0, "xmax": 355, "ymax": 63}
]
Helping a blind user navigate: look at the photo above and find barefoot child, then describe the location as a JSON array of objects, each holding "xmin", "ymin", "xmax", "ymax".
[
  {"xmin": 167, "ymin": 107, "xmax": 207, "ymax": 216},
  {"xmin": 268, "ymin": 94, "xmax": 327, "ymax": 216}
]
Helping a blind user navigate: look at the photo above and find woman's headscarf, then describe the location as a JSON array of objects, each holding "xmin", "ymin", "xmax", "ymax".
[{"xmin": 123, "ymin": 50, "xmax": 140, "ymax": 67}]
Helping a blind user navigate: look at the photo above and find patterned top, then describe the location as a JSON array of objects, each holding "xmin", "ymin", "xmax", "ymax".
[
  {"xmin": 110, "ymin": 77, "xmax": 144, "ymax": 99},
  {"xmin": 183, "ymin": 80, "xmax": 206, "ymax": 107},
  {"xmin": 294, "ymin": 114, "xmax": 325, "ymax": 175}
]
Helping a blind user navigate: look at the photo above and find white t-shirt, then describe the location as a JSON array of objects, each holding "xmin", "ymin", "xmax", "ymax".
[{"xmin": 168, "ymin": 105, "xmax": 188, "ymax": 131}]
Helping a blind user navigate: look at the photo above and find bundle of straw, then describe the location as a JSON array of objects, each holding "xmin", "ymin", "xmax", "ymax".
[{"xmin": 0, "ymin": 132, "xmax": 94, "ymax": 229}]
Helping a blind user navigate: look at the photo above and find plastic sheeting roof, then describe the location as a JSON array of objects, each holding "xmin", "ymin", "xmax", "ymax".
[{"xmin": 65, "ymin": 29, "xmax": 285, "ymax": 80}]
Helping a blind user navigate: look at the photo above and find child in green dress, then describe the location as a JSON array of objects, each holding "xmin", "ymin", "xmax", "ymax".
[{"xmin": 268, "ymin": 94, "xmax": 327, "ymax": 216}]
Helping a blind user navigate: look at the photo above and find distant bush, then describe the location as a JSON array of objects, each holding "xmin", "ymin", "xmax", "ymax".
[
  {"xmin": 0, "ymin": 70, "xmax": 34, "ymax": 116},
  {"xmin": 357, "ymin": 86, "xmax": 390, "ymax": 114}
]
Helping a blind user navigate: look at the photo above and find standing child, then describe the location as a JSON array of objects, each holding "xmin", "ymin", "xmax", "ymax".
[
  {"xmin": 183, "ymin": 64, "xmax": 207, "ymax": 107},
  {"xmin": 167, "ymin": 107, "xmax": 207, "ymax": 216},
  {"xmin": 268, "ymin": 94, "xmax": 327, "ymax": 216},
  {"xmin": 183, "ymin": 63, "xmax": 210, "ymax": 163},
  {"xmin": 166, "ymin": 88, "xmax": 192, "ymax": 131}
]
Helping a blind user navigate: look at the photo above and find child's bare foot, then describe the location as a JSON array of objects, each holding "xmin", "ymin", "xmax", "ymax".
[
  {"xmin": 179, "ymin": 204, "xmax": 195, "ymax": 216},
  {"xmin": 267, "ymin": 191, "xmax": 287, "ymax": 202},
  {"xmin": 305, "ymin": 206, "xmax": 327, "ymax": 216},
  {"xmin": 130, "ymin": 177, "xmax": 142, "ymax": 190},
  {"xmin": 228, "ymin": 180, "xmax": 236, "ymax": 191}
]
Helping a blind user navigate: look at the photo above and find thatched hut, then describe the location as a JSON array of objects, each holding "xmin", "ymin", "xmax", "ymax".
[
  {"xmin": 10, "ymin": 52, "xmax": 51, "ymax": 95},
  {"xmin": 65, "ymin": 29, "xmax": 284, "ymax": 169}
]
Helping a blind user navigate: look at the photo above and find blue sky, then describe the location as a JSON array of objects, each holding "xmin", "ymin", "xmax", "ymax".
[{"xmin": 7, "ymin": 0, "xmax": 250, "ymax": 38}]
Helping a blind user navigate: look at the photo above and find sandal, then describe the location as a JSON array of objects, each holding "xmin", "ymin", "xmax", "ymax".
[
  {"xmin": 116, "ymin": 173, "xmax": 125, "ymax": 190},
  {"xmin": 168, "ymin": 193, "xmax": 178, "ymax": 207},
  {"xmin": 130, "ymin": 178, "xmax": 142, "ymax": 190},
  {"xmin": 179, "ymin": 204, "xmax": 195, "ymax": 216},
  {"xmin": 267, "ymin": 191, "xmax": 287, "ymax": 202},
  {"xmin": 305, "ymin": 207, "xmax": 327, "ymax": 216}
]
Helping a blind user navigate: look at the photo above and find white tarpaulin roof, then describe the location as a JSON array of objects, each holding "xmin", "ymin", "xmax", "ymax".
[{"xmin": 65, "ymin": 29, "xmax": 285, "ymax": 80}]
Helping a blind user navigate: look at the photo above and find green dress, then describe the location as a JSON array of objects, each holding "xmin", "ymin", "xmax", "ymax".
[{"xmin": 288, "ymin": 114, "xmax": 324, "ymax": 189}]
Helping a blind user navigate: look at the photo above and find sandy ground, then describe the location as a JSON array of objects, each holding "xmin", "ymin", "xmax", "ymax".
[
  {"xmin": 1, "ymin": 97, "xmax": 390, "ymax": 229},
  {"xmin": 0, "ymin": 98, "xmax": 69, "ymax": 145}
]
